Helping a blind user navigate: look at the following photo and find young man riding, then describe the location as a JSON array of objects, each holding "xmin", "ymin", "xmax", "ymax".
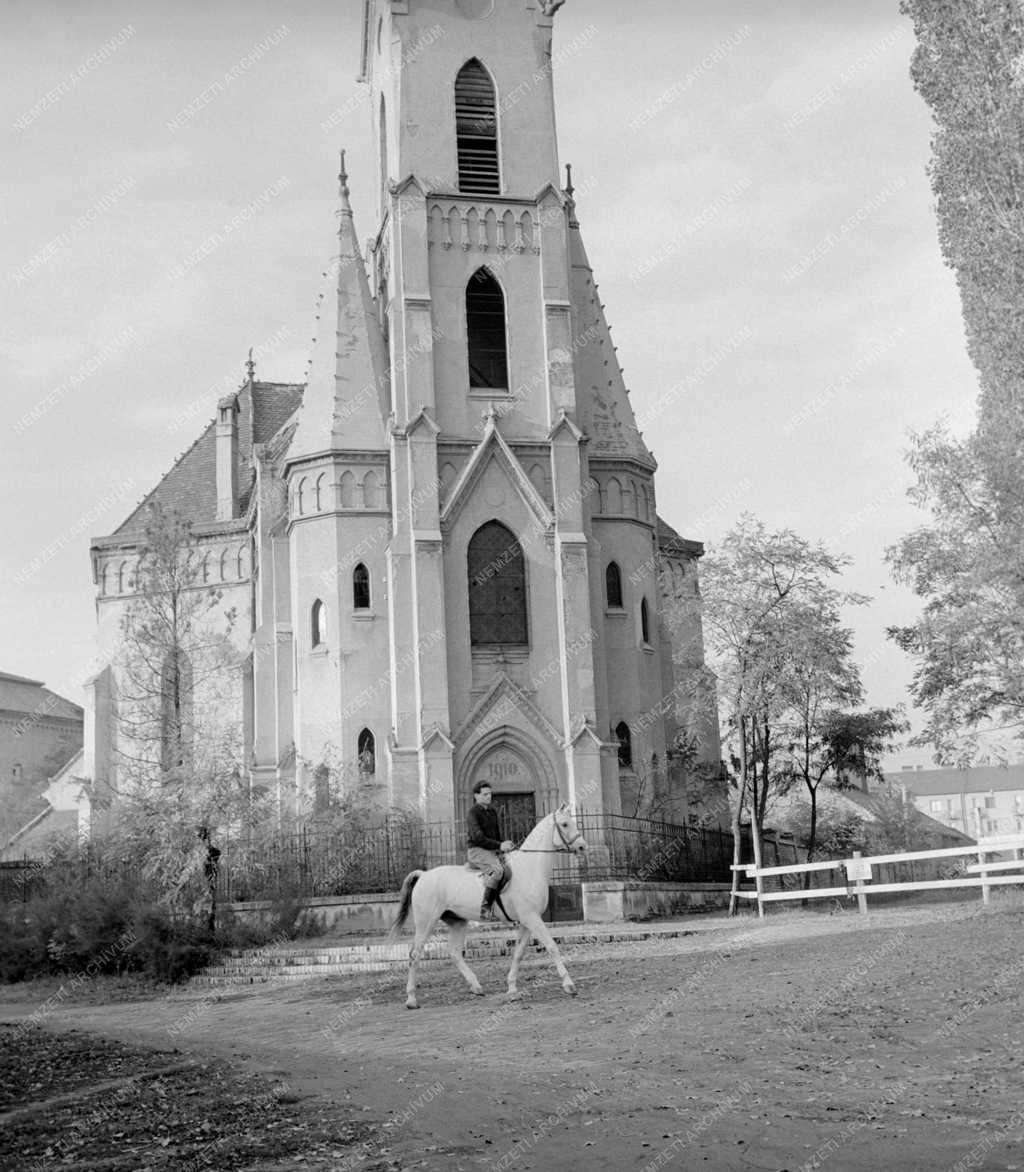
[{"xmin": 466, "ymin": 781, "xmax": 514, "ymax": 921}]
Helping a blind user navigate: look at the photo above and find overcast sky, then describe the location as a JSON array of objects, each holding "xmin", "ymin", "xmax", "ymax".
[{"xmin": 0, "ymin": 0, "xmax": 978, "ymax": 768}]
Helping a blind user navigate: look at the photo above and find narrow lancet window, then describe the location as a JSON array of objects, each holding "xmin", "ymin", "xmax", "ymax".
[
  {"xmin": 467, "ymin": 268, "xmax": 508, "ymax": 389},
  {"xmin": 353, "ymin": 563, "xmax": 370, "ymax": 610},
  {"xmin": 606, "ymin": 562, "xmax": 623, "ymax": 609},
  {"xmin": 615, "ymin": 722, "xmax": 633, "ymax": 769}
]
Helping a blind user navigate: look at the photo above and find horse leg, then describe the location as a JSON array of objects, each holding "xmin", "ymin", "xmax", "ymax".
[
  {"xmin": 519, "ymin": 914, "xmax": 577, "ymax": 997},
  {"xmin": 505, "ymin": 923, "xmax": 533, "ymax": 1001},
  {"xmin": 446, "ymin": 920, "xmax": 484, "ymax": 997},
  {"xmin": 405, "ymin": 912, "xmax": 434, "ymax": 1010}
]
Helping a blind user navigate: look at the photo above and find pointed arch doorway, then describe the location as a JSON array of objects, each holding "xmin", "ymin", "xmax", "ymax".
[
  {"xmin": 456, "ymin": 729, "xmax": 559, "ymax": 841},
  {"xmin": 472, "ymin": 745, "xmax": 536, "ymax": 840}
]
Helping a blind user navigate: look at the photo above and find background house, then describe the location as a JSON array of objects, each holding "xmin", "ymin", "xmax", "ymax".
[
  {"xmin": 887, "ymin": 765, "xmax": 1024, "ymax": 839},
  {"xmin": 0, "ymin": 672, "xmax": 84, "ymax": 854}
]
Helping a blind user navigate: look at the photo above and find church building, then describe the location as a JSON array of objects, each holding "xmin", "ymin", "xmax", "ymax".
[{"xmin": 85, "ymin": 0, "xmax": 722, "ymax": 837}]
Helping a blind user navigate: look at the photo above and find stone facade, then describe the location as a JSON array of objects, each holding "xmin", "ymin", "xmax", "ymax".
[{"xmin": 84, "ymin": 0, "xmax": 724, "ymax": 833}]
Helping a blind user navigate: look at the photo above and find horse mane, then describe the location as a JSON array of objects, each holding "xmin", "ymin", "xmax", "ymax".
[{"xmin": 516, "ymin": 809, "xmax": 555, "ymax": 853}]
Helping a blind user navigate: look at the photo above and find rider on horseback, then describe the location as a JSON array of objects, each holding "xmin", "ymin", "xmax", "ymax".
[{"xmin": 466, "ymin": 781, "xmax": 513, "ymax": 921}]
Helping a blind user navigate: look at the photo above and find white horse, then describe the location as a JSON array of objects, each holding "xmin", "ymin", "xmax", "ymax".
[{"xmin": 389, "ymin": 803, "xmax": 587, "ymax": 1009}]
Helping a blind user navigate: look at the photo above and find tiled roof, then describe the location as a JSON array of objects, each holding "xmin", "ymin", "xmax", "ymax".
[
  {"xmin": 2, "ymin": 806, "xmax": 79, "ymax": 859},
  {"xmin": 656, "ymin": 516, "xmax": 703, "ymax": 557},
  {"xmin": 0, "ymin": 673, "xmax": 83, "ymax": 722},
  {"xmin": 110, "ymin": 382, "xmax": 304, "ymax": 540},
  {"xmin": 886, "ymin": 765, "xmax": 1024, "ymax": 797},
  {"xmin": 843, "ymin": 788, "xmax": 974, "ymax": 844}
]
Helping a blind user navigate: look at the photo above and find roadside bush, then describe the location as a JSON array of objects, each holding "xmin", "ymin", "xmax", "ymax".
[
  {"xmin": 128, "ymin": 903, "xmax": 214, "ymax": 983},
  {"xmin": 0, "ymin": 843, "xmax": 222, "ymax": 984}
]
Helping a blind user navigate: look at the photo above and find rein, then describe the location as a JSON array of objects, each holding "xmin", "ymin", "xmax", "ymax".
[{"xmin": 513, "ymin": 815, "xmax": 584, "ymax": 854}]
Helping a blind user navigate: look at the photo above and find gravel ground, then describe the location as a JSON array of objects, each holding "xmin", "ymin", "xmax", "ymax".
[{"xmin": 2, "ymin": 898, "xmax": 1023, "ymax": 1171}]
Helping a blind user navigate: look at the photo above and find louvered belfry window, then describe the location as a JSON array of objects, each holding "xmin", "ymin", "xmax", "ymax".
[
  {"xmin": 466, "ymin": 268, "xmax": 508, "ymax": 389},
  {"xmin": 456, "ymin": 59, "xmax": 499, "ymax": 194},
  {"xmin": 468, "ymin": 521, "xmax": 528, "ymax": 645}
]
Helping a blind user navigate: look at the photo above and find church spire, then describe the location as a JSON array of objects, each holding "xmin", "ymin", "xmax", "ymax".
[
  {"xmin": 567, "ymin": 180, "xmax": 654, "ymax": 465},
  {"xmin": 287, "ymin": 152, "xmax": 390, "ymax": 461}
]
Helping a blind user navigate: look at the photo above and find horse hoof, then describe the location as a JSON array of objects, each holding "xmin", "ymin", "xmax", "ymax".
[
  {"xmin": 405, "ymin": 1000, "xmax": 420, "ymax": 1010},
  {"xmin": 471, "ymin": 986, "xmax": 485, "ymax": 997},
  {"xmin": 507, "ymin": 990, "xmax": 522, "ymax": 1002},
  {"xmin": 564, "ymin": 982, "xmax": 577, "ymax": 998}
]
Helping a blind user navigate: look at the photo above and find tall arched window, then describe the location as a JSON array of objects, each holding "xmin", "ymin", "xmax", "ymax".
[
  {"xmin": 468, "ymin": 521, "xmax": 527, "ymax": 645},
  {"xmin": 606, "ymin": 562, "xmax": 623, "ymax": 609},
  {"xmin": 353, "ymin": 563, "xmax": 370, "ymax": 610},
  {"xmin": 161, "ymin": 649, "xmax": 193, "ymax": 773},
  {"xmin": 357, "ymin": 728, "xmax": 376, "ymax": 775},
  {"xmin": 615, "ymin": 722, "xmax": 632, "ymax": 769},
  {"xmin": 311, "ymin": 599, "xmax": 327, "ymax": 648},
  {"xmin": 466, "ymin": 268, "xmax": 508, "ymax": 389},
  {"xmin": 455, "ymin": 59, "xmax": 499, "ymax": 194},
  {"xmin": 640, "ymin": 597, "xmax": 650, "ymax": 644}
]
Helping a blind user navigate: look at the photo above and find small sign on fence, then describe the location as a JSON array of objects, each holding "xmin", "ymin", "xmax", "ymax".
[{"xmin": 845, "ymin": 858, "xmax": 872, "ymax": 882}]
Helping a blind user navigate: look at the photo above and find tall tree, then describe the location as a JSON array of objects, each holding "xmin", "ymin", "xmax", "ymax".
[
  {"xmin": 891, "ymin": 2, "xmax": 1024, "ymax": 762},
  {"xmin": 783, "ymin": 703, "xmax": 908, "ymax": 871},
  {"xmin": 112, "ymin": 503, "xmax": 253, "ymax": 920},
  {"xmin": 683, "ymin": 515, "xmax": 868, "ymax": 913},
  {"xmin": 900, "ymin": 0, "xmax": 1024, "ymax": 426}
]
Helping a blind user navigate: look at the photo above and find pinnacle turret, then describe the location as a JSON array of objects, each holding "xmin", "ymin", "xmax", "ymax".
[{"xmin": 287, "ymin": 154, "xmax": 390, "ymax": 462}]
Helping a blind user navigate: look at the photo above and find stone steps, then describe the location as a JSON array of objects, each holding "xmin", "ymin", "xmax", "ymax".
[{"xmin": 191, "ymin": 924, "xmax": 704, "ymax": 987}]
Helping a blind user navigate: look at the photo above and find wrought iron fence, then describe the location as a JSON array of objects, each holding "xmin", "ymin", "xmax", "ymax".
[
  {"xmin": 3, "ymin": 813, "xmax": 739, "ymax": 906},
  {"xmin": 0, "ymin": 859, "xmax": 45, "ymax": 904},
  {"xmin": 215, "ymin": 812, "xmax": 736, "ymax": 901},
  {"xmin": 216, "ymin": 818, "xmax": 466, "ymax": 903},
  {"xmin": 0, "ymin": 852, "xmax": 146, "ymax": 905},
  {"xmin": 553, "ymin": 812, "xmax": 735, "ymax": 885}
]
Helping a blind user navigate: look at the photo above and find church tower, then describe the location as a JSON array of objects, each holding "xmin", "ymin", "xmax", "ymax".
[{"xmin": 349, "ymin": 0, "xmax": 711, "ymax": 829}]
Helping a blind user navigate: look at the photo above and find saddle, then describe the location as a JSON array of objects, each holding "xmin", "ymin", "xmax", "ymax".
[{"xmin": 464, "ymin": 857, "xmax": 512, "ymax": 893}]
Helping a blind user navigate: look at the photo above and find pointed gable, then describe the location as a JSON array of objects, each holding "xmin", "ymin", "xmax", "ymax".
[
  {"xmin": 108, "ymin": 382, "xmax": 304, "ymax": 539},
  {"xmin": 440, "ymin": 411, "xmax": 553, "ymax": 531},
  {"xmin": 287, "ymin": 155, "xmax": 390, "ymax": 462},
  {"xmin": 568, "ymin": 197, "xmax": 654, "ymax": 464}
]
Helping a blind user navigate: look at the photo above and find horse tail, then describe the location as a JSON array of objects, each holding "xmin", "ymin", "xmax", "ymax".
[{"xmin": 389, "ymin": 870, "xmax": 423, "ymax": 938}]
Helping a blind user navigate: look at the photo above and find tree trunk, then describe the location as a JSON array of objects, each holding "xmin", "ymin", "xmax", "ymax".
[{"xmin": 803, "ymin": 783, "xmax": 818, "ymax": 892}]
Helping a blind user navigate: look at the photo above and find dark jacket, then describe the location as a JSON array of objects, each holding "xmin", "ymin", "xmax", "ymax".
[{"xmin": 467, "ymin": 802, "xmax": 503, "ymax": 851}]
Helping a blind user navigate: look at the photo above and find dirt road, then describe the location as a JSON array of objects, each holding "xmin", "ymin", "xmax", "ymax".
[{"xmin": 3, "ymin": 902, "xmax": 1023, "ymax": 1171}]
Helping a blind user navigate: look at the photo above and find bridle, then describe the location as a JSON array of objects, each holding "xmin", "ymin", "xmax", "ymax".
[{"xmin": 515, "ymin": 812, "xmax": 585, "ymax": 854}]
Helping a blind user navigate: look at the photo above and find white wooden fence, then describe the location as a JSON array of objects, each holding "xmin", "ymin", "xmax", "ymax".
[{"xmin": 732, "ymin": 830, "xmax": 1024, "ymax": 918}]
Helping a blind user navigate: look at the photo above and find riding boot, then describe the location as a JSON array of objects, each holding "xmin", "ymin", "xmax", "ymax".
[{"xmin": 479, "ymin": 887, "xmax": 496, "ymax": 921}]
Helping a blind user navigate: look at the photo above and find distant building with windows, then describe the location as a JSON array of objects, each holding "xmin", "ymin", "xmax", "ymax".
[
  {"xmin": 81, "ymin": 1, "xmax": 723, "ymax": 836},
  {"xmin": 886, "ymin": 766, "xmax": 1024, "ymax": 838},
  {"xmin": 0, "ymin": 672, "xmax": 84, "ymax": 856}
]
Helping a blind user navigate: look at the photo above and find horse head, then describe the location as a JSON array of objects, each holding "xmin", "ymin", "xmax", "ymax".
[{"xmin": 553, "ymin": 802, "xmax": 587, "ymax": 855}]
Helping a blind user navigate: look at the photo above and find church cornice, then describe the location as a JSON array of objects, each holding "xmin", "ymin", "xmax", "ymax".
[
  {"xmin": 284, "ymin": 449, "xmax": 389, "ymax": 475},
  {"xmin": 588, "ymin": 454, "xmax": 658, "ymax": 476},
  {"xmin": 426, "ymin": 188, "xmax": 564, "ymax": 210}
]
